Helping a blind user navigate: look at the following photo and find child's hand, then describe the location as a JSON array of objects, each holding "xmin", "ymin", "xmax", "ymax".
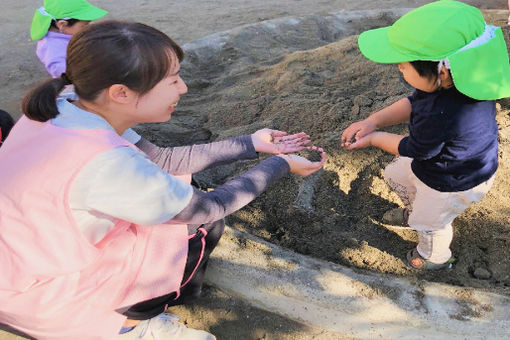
[
  {"xmin": 252, "ymin": 128, "xmax": 310, "ymax": 154},
  {"xmin": 341, "ymin": 120, "xmax": 377, "ymax": 148},
  {"xmin": 277, "ymin": 147, "xmax": 326, "ymax": 176},
  {"xmin": 343, "ymin": 132, "xmax": 373, "ymax": 150}
]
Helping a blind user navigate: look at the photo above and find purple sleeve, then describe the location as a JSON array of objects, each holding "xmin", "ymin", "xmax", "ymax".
[
  {"xmin": 46, "ymin": 59, "xmax": 67, "ymax": 78},
  {"xmin": 36, "ymin": 35, "xmax": 69, "ymax": 78},
  {"xmin": 168, "ymin": 156, "xmax": 290, "ymax": 224},
  {"xmin": 135, "ymin": 135, "xmax": 258, "ymax": 175}
]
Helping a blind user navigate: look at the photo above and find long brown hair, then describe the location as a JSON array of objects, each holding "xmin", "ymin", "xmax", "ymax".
[{"xmin": 22, "ymin": 21, "xmax": 184, "ymax": 122}]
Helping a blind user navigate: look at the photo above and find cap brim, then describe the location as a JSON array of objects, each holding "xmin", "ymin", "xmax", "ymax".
[
  {"xmin": 358, "ymin": 26, "xmax": 414, "ymax": 64},
  {"xmin": 450, "ymin": 27, "xmax": 510, "ymax": 100},
  {"xmin": 30, "ymin": 11, "xmax": 52, "ymax": 41}
]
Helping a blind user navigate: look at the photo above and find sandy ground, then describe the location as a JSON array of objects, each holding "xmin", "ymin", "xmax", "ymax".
[{"xmin": 1, "ymin": 1, "xmax": 509, "ymax": 339}]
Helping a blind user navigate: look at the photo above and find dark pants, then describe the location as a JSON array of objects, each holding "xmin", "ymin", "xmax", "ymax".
[{"xmin": 122, "ymin": 220, "xmax": 225, "ymax": 320}]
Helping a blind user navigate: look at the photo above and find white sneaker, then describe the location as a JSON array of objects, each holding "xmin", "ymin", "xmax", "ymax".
[{"xmin": 117, "ymin": 313, "xmax": 216, "ymax": 340}]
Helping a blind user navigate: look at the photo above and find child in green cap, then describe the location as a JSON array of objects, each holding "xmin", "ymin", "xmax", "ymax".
[
  {"xmin": 341, "ymin": 0, "xmax": 510, "ymax": 270},
  {"xmin": 30, "ymin": 0, "xmax": 108, "ymax": 78}
]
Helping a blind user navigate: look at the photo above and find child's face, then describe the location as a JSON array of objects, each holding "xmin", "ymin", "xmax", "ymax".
[
  {"xmin": 397, "ymin": 62, "xmax": 438, "ymax": 93},
  {"xmin": 58, "ymin": 20, "xmax": 91, "ymax": 36},
  {"xmin": 132, "ymin": 60, "xmax": 188, "ymax": 124}
]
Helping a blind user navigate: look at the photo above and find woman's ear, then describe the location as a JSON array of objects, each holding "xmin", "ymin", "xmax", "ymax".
[{"xmin": 107, "ymin": 84, "xmax": 136, "ymax": 104}]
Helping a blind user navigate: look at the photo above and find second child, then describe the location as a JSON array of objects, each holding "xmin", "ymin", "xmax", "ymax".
[{"xmin": 30, "ymin": 0, "xmax": 107, "ymax": 78}]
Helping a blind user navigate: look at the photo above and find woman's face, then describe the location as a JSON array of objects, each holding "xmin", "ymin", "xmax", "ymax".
[
  {"xmin": 133, "ymin": 60, "xmax": 188, "ymax": 124},
  {"xmin": 397, "ymin": 62, "xmax": 439, "ymax": 93}
]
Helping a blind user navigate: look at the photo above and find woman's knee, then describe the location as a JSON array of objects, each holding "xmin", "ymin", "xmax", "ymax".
[{"xmin": 204, "ymin": 219, "xmax": 225, "ymax": 245}]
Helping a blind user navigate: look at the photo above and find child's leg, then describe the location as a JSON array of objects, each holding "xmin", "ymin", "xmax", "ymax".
[
  {"xmin": 384, "ymin": 156, "xmax": 416, "ymax": 209},
  {"xmin": 416, "ymin": 225, "xmax": 454, "ymax": 264},
  {"xmin": 409, "ymin": 176, "xmax": 494, "ymax": 264},
  {"xmin": 121, "ymin": 219, "xmax": 225, "ymax": 320}
]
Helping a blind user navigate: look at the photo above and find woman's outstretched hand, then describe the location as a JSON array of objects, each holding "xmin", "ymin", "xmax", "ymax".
[
  {"xmin": 278, "ymin": 146, "xmax": 326, "ymax": 176},
  {"xmin": 252, "ymin": 128, "xmax": 310, "ymax": 154}
]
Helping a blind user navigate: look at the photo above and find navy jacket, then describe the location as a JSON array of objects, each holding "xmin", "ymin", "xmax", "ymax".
[{"xmin": 398, "ymin": 88, "xmax": 498, "ymax": 192}]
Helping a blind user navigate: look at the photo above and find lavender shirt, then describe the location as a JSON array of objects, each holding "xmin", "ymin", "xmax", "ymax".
[{"xmin": 36, "ymin": 31, "xmax": 71, "ymax": 78}]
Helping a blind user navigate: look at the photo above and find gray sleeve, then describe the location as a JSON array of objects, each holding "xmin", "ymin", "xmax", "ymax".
[
  {"xmin": 168, "ymin": 156, "xmax": 290, "ymax": 224},
  {"xmin": 135, "ymin": 135, "xmax": 258, "ymax": 175}
]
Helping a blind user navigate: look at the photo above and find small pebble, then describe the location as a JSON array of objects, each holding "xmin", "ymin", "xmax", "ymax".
[{"xmin": 473, "ymin": 267, "xmax": 491, "ymax": 280}]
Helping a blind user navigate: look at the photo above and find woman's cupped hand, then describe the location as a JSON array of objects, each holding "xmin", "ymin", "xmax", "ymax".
[
  {"xmin": 251, "ymin": 128, "xmax": 310, "ymax": 154},
  {"xmin": 277, "ymin": 146, "xmax": 326, "ymax": 176},
  {"xmin": 252, "ymin": 129, "xmax": 326, "ymax": 176}
]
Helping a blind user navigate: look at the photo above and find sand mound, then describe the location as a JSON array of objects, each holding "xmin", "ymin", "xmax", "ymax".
[{"xmin": 134, "ymin": 10, "xmax": 510, "ymax": 294}]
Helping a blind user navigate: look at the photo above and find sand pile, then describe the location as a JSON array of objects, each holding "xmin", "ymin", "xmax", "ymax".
[{"xmin": 134, "ymin": 10, "xmax": 510, "ymax": 295}]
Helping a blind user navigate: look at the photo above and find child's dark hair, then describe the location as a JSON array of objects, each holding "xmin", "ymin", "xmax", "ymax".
[
  {"xmin": 0, "ymin": 109, "xmax": 15, "ymax": 143},
  {"xmin": 410, "ymin": 61, "xmax": 439, "ymax": 81},
  {"xmin": 22, "ymin": 21, "xmax": 184, "ymax": 122},
  {"xmin": 49, "ymin": 18, "xmax": 80, "ymax": 29}
]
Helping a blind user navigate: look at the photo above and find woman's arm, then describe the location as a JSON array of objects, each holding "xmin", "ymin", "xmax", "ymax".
[
  {"xmin": 135, "ymin": 135, "xmax": 258, "ymax": 175},
  {"xmin": 135, "ymin": 129, "xmax": 310, "ymax": 175},
  {"xmin": 168, "ymin": 156, "xmax": 290, "ymax": 224},
  {"xmin": 168, "ymin": 147, "xmax": 325, "ymax": 225},
  {"xmin": 76, "ymin": 145, "xmax": 323, "ymax": 240}
]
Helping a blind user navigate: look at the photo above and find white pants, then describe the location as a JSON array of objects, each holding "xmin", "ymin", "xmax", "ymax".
[{"xmin": 384, "ymin": 157, "xmax": 494, "ymax": 264}]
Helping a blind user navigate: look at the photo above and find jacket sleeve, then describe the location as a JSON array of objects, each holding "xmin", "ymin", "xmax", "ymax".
[
  {"xmin": 135, "ymin": 135, "xmax": 258, "ymax": 175},
  {"xmin": 168, "ymin": 156, "xmax": 290, "ymax": 224}
]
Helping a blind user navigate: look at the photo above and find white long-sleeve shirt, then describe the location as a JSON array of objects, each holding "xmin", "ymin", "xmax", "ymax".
[{"xmin": 52, "ymin": 99, "xmax": 193, "ymax": 244}]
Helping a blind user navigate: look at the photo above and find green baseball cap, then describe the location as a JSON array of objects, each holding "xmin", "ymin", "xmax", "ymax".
[
  {"xmin": 358, "ymin": 0, "xmax": 510, "ymax": 100},
  {"xmin": 30, "ymin": 0, "xmax": 108, "ymax": 41}
]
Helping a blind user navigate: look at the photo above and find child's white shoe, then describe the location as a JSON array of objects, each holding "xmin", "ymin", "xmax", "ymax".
[{"xmin": 118, "ymin": 313, "xmax": 216, "ymax": 340}]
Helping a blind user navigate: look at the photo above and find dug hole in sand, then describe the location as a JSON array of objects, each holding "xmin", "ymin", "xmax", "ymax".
[{"xmin": 135, "ymin": 9, "xmax": 510, "ymax": 339}]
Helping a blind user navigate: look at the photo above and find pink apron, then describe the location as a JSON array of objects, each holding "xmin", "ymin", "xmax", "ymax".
[{"xmin": 0, "ymin": 116, "xmax": 189, "ymax": 339}]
